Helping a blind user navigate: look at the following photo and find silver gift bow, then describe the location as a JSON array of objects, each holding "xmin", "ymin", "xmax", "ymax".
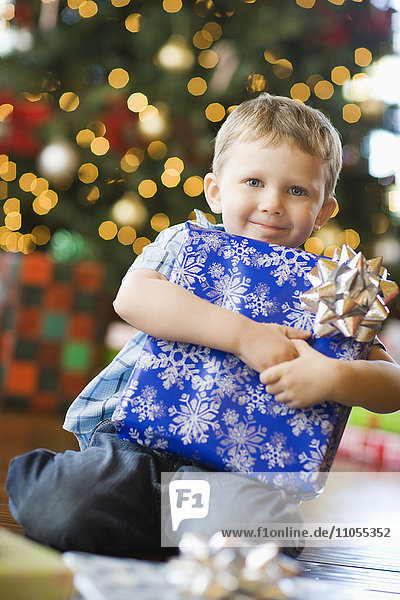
[
  {"xmin": 167, "ymin": 532, "xmax": 301, "ymax": 600},
  {"xmin": 300, "ymin": 245, "xmax": 399, "ymax": 342}
]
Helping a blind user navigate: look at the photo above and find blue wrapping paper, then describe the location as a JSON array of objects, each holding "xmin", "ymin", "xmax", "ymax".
[{"xmin": 112, "ymin": 223, "xmax": 372, "ymax": 495}]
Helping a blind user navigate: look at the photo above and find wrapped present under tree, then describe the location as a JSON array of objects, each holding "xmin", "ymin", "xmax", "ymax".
[{"xmin": 0, "ymin": 251, "xmax": 113, "ymax": 414}]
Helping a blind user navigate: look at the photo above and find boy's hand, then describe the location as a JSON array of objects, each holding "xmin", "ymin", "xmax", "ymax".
[
  {"xmin": 236, "ymin": 322, "xmax": 311, "ymax": 373},
  {"xmin": 259, "ymin": 339, "xmax": 337, "ymax": 408}
]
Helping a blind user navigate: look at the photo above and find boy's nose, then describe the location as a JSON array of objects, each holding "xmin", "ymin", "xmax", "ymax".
[{"xmin": 258, "ymin": 189, "xmax": 284, "ymax": 213}]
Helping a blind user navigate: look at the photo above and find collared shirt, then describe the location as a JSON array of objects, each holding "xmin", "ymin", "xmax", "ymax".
[{"xmin": 63, "ymin": 210, "xmax": 224, "ymax": 449}]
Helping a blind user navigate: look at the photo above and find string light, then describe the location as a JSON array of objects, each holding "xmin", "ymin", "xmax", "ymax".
[
  {"xmin": 324, "ymin": 245, "xmax": 341, "ymax": 258},
  {"xmin": 247, "ymin": 74, "xmax": 266, "ymax": 92},
  {"xmin": 31, "ymin": 225, "xmax": 51, "ymax": 245},
  {"xmin": 187, "ymin": 77, "xmax": 207, "ymax": 95},
  {"xmin": 0, "ymin": 103, "xmax": 13, "ymax": 121},
  {"xmin": 0, "ymin": 160, "xmax": 16, "ymax": 181},
  {"xmin": 273, "ymin": 59, "xmax": 293, "ymax": 79},
  {"xmin": 90, "ymin": 137, "xmax": 110, "ymax": 155},
  {"xmin": 88, "ymin": 120, "xmax": 106, "ymax": 137},
  {"xmin": 342, "ymin": 103, "xmax": 362, "ymax": 123},
  {"xmin": 202, "ymin": 22, "xmax": 222, "ymax": 40},
  {"xmin": 156, "ymin": 35, "xmax": 195, "ymax": 72},
  {"xmin": 78, "ymin": 163, "xmax": 99, "ymax": 183},
  {"xmin": 67, "ymin": 0, "xmax": 84, "ymax": 10},
  {"xmin": 138, "ymin": 179, "xmax": 157, "ymax": 198},
  {"xmin": 118, "ymin": 226, "xmax": 137, "ymax": 245},
  {"xmin": 59, "ymin": 92, "xmax": 80, "ymax": 112},
  {"xmin": 138, "ymin": 105, "xmax": 168, "ymax": 137},
  {"xmin": 125, "ymin": 13, "xmax": 141, "ymax": 33},
  {"xmin": 98, "ymin": 220, "xmax": 118, "ymax": 240},
  {"xmin": 76, "ymin": 129, "xmax": 95, "ymax": 147},
  {"xmin": 147, "ymin": 141, "xmax": 167, "ymax": 159},
  {"xmin": 290, "ymin": 83, "xmax": 310, "ymax": 102},
  {"xmin": 31, "ymin": 177, "xmax": 49, "ymax": 196},
  {"xmin": 108, "ymin": 68, "xmax": 130, "ymax": 89},
  {"xmin": 111, "ymin": 0, "xmax": 130, "ymax": 6},
  {"xmin": 183, "ymin": 175, "xmax": 204, "ymax": 197},
  {"xmin": 314, "ymin": 80, "xmax": 334, "ymax": 99},
  {"xmin": 133, "ymin": 236, "xmax": 151, "ymax": 255},
  {"xmin": 336, "ymin": 229, "xmax": 361, "ymax": 249},
  {"xmin": 205, "ymin": 102, "xmax": 225, "ymax": 122},
  {"xmin": 162, "ymin": 0, "xmax": 182, "ymax": 12},
  {"xmin": 127, "ymin": 92, "xmax": 148, "ymax": 112},
  {"xmin": 79, "ymin": 1, "xmax": 98, "ymax": 18},
  {"xmin": 331, "ymin": 66, "xmax": 350, "ymax": 86},
  {"xmin": 4, "ymin": 211, "xmax": 21, "ymax": 231},
  {"xmin": 3, "ymin": 197, "xmax": 20, "ymax": 213},
  {"xmin": 112, "ymin": 194, "xmax": 147, "ymax": 226},
  {"xmin": 306, "ymin": 73, "xmax": 324, "ymax": 90},
  {"xmin": 151, "ymin": 213, "xmax": 170, "ymax": 232},
  {"xmin": 161, "ymin": 169, "xmax": 180, "ymax": 187},
  {"xmin": 19, "ymin": 173, "xmax": 36, "ymax": 192},
  {"xmin": 32, "ymin": 196, "xmax": 50, "ymax": 215},
  {"xmin": 0, "ymin": 181, "xmax": 7, "ymax": 200},
  {"xmin": 355, "ymin": 47, "xmax": 373, "ymax": 67},
  {"xmin": 296, "ymin": 0, "xmax": 315, "ymax": 8},
  {"xmin": 304, "ymin": 237, "xmax": 324, "ymax": 254},
  {"xmin": 198, "ymin": 49, "xmax": 218, "ymax": 69},
  {"xmin": 193, "ymin": 30, "xmax": 213, "ymax": 50}
]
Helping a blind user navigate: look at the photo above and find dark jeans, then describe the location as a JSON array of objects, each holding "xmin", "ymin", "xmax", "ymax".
[{"xmin": 6, "ymin": 421, "xmax": 304, "ymax": 557}]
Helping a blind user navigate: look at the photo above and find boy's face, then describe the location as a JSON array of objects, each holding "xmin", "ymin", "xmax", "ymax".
[{"xmin": 204, "ymin": 139, "xmax": 337, "ymax": 248}]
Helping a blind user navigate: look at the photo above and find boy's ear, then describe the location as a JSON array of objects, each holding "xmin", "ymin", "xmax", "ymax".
[
  {"xmin": 314, "ymin": 196, "xmax": 337, "ymax": 231},
  {"xmin": 204, "ymin": 172, "xmax": 222, "ymax": 214}
]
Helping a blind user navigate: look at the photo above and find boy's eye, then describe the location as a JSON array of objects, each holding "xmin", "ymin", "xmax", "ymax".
[
  {"xmin": 290, "ymin": 186, "xmax": 306, "ymax": 197},
  {"xmin": 246, "ymin": 179, "xmax": 261, "ymax": 188}
]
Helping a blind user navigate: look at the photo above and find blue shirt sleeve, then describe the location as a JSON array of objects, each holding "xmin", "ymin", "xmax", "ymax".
[{"xmin": 122, "ymin": 222, "xmax": 188, "ymax": 281}]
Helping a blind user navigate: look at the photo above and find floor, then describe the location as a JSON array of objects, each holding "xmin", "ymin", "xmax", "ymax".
[{"xmin": 0, "ymin": 410, "xmax": 399, "ymax": 598}]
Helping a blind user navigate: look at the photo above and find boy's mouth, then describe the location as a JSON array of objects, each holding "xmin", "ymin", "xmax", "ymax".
[{"xmin": 248, "ymin": 220, "xmax": 287, "ymax": 232}]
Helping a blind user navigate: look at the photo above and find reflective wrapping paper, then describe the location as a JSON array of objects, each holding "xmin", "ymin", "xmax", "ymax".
[
  {"xmin": 300, "ymin": 245, "xmax": 398, "ymax": 342},
  {"xmin": 112, "ymin": 223, "xmax": 387, "ymax": 497}
]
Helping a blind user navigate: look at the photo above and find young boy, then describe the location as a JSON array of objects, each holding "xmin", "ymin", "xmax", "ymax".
[{"xmin": 6, "ymin": 94, "xmax": 400, "ymax": 557}]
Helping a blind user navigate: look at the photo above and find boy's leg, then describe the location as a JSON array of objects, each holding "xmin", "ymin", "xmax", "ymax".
[
  {"xmin": 163, "ymin": 466, "xmax": 304, "ymax": 557},
  {"xmin": 6, "ymin": 421, "xmax": 182, "ymax": 556}
]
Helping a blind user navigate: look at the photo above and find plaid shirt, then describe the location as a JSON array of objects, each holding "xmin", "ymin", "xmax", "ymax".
[{"xmin": 63, "ymin": 211, "xmax": 224, "ymax": 449}]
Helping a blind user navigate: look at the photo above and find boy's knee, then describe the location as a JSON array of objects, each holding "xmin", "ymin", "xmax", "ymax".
[{"xmin": 6, "ymin": 448, "xmax": 95, "ymax": 551}]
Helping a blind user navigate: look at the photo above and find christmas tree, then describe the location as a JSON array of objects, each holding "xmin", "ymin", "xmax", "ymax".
[{"xmin": 0, "ymin": 0, "xmax": 399, "ymax": 291}]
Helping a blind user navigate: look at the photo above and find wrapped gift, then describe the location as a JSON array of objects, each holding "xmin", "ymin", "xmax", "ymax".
[
  {"xmin": 112, "ymin": 223, "xmax": 396, "ymax": 495},
  {"xmin": 0, "ymin": 527, "xmax": 73, "ymax": 600},
  {"xmin": 0, "ymin": 251, "xmax": 112, "ymax": 413}
]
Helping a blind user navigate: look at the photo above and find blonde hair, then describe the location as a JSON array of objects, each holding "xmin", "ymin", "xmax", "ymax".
[{"xmin": 212, "ymin": 93, "xmax": 342, "ymax": 198}]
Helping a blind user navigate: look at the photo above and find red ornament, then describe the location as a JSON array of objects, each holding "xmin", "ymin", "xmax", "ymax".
[
  {"xmin": 0, "ymin": 89, "xmax": 52, "ymax": 157},
  {"xmin": 99, "ymin": 96, "xmax": 140, "ymax": 155}
]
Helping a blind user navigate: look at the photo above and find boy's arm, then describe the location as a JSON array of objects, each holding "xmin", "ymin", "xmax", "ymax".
[
  {"xmin": 113, "ymin": 268, "xmax": 311, "ymax": 373},
  {"xmin": 260, "ymin": 340, "xmax": 400, "ymax": 414}
]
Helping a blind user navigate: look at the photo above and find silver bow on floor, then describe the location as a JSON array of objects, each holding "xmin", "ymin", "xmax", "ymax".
[{"xmin": 167, "ymin": 532, "xmax": 301, "ymax": 599}]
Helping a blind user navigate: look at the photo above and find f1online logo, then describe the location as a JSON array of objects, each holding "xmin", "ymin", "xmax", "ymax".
[{"xmin": 169, "ymin": 480, "xmax": 210, "ymax": 531}]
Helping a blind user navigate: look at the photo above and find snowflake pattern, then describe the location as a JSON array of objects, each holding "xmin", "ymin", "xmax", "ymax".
[
  {"xmin": 128, "ymin": 385, "xmax": 166, "ymax": 423},
  {"xmin": 168, "ymin": 391, "xmax": 221, "ymax": 445},
  {"xmin": 245, "ymin": 283, "xmax": 279, "ymax": 318},
  {"xmin": 113, "ymin": 222, "xmax": 372, "ymax": 497},
  {"xmin": 260, "ymin": 432, "xmax": 296, "ymax": 469}
]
